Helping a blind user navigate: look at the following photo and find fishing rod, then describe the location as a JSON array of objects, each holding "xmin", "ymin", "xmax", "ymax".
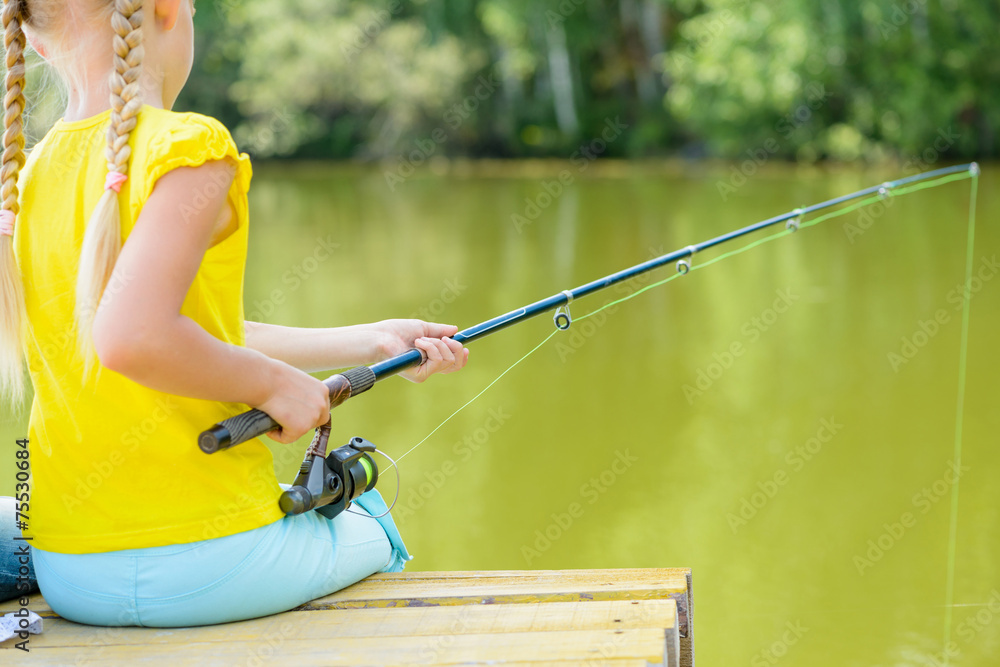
[{"xmin": 198, "ymin": 162, "xmax": 977, "ymax": 516}]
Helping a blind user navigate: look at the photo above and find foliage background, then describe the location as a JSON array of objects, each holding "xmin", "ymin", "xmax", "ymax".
[{"xmin": 173, "ymin": 0, "xmax": 997, "ymax": 162}]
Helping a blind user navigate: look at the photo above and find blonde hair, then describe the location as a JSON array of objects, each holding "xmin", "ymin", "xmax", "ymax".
[
  {"xmin": 0, "ymin": 0, "xmax": 144, "ymax": 399},
  {"xmin": 75, "ymin": 0, "xmax": 143, "ymax": 362},
  {"xmin": 0, "ymin": 0, "xmax": 28, "ymax": 403}
]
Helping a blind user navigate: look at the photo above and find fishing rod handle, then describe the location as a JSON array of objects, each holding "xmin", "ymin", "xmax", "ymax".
[{"xmin": 198, "ymin": 366, "xmax": 376, "ymax": 454}]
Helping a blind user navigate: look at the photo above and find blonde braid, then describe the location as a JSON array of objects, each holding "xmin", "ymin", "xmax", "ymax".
[
  {"xmin": 0, "ymin": 0, "xmax": 27, "ymax": 403},
  {"xmin": 75, "ymin": 0, "xmax": 143, "ymax": 360}
]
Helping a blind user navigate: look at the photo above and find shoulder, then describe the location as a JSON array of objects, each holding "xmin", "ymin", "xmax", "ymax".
[
  {"xmin": 136, "ymin": 107, "xmax": 235, "ymax": 145},
  {"xmin": 133, "ymin": 107, "xmax": 252, "ymax": 195},
  {"xmin": 140, "ymin": 108, "xmax": 237, "ymax": 152}
]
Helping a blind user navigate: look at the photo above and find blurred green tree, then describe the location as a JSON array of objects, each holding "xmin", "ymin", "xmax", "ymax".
[{"xmin": 175, "ymin": 0, "xmax": 998, "ymax": 161}]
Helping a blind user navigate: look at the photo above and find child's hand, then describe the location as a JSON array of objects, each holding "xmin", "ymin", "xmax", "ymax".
[
  {"xmin": 375, "ymin": 319, "xmax": 470, "ymax": 383},
  {"xmin": 254, "ymin": 363, "xmax": 332, "ymax": 443}
]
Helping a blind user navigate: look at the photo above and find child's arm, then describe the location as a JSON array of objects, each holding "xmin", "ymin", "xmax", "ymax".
[
  {"xmin": 244, "ymin": 319, "xmax": 469, "ymax": 381},
  {"xmin": 92, "ymin": 161, "xmax": 465, "ymax": 441},
  {"xmin": 92, "ymin": 160, "xmax": 334, "ymax": 443}
]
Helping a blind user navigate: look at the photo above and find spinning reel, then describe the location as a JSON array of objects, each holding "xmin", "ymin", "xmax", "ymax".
[{"xmin": 279, "ymin": 421, "xmax": 379, "ymax": 519}]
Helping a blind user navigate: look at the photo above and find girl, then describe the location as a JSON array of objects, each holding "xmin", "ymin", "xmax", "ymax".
[{"xmin": 0, "ymin": 0, "xmax": 468, "ymax": 625}]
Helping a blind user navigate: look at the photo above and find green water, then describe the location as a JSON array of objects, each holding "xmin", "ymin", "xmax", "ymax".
[{"xmin": 3, "ymin": 162, "xmax": 997, "ymax": 665}]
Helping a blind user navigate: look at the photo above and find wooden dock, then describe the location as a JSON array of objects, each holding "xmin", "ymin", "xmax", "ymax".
[{"xmin": 0, "ymin": 567, "xmax": 693, "ymax": 666}]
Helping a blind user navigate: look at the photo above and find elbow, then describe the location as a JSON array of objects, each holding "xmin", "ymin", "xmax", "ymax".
[
  {"xmin": 92, "ymin": 317, "xmax": 159, "ymax": 378},
  {"xmin": 94, "ymin": 335, "xmax": 138, "ymax": 376}
]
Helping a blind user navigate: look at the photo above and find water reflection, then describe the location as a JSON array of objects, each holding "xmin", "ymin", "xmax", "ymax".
[{"xmin": 243, "ymin": 163, "xmax": 1000, "ymax": 667}]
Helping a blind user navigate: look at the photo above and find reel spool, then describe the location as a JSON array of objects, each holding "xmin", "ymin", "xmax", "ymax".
[{"xmin": 279, "ymin": 426, "xmax": 379, "ymax": 518}]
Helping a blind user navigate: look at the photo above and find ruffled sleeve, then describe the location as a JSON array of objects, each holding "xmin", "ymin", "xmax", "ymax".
[{"xmin": 134, "ymin": 112, "xmax": 253, "ymax": 228}]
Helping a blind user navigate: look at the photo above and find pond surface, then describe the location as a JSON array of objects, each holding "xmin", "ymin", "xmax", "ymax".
[{"xmin": 3, "ymin": 161, "xmax": 997, "ymax": 666}]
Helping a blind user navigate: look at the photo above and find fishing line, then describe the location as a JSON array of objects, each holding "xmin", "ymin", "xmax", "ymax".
[
  {"xmin": 394, "ymin": 168, "xmax": 980, "ymax": 656},
  {"xmin": 943, "ymin": 167, "xmax": 978, "ymax": 660},
  {"xmin": 400, "ymin": 169, "xmax": 978, "ymax": 471},
  {"xmin": 396, "ymin": 330, "xmax": 559, "ymax": 464},
  {"xmin": 346, "ymin": 446, "xmax": 402, "ymax": 519}
]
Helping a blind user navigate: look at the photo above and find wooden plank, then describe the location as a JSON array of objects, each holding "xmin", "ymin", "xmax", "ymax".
[
  {"xmin": 325, "ymin": 568, "xmax": 689, "ymax": 591},
  {"xmin": 308, "ymin": 569, "xmax": 688, "ymax": 622},
  {"xmin": 1, "ymin": 568, "xmax": 690, "ymax": 616},
  {"xmin": 424, "ymin": 663, "xmax": 652, "ymax": 667},
  {"xmin": 304, "ymin": 568, "xmax": 692, "ymax": 645},
  {"xmin": 0, "ymin": 593, "xmax": 51, "ymax": 615},
  {"xmin": 8, "ymin": 599, "xmax": 676, "ymax": 648},
  {"xmin": 5, "ymin": 628, "xmax": 669, "ymax": 666},
  {"xmin": 683, "ymin": 569, "xmax": 694, "ymax": 667},
  {"xmin": 372, "ymin": 567, "xmax": 691, "ymax": 581},
  {"xmin": 1, "ymin": 568, "xmax": 694, "ymax": 666},
  {"xmin": 476, "ymin": 662, "xmax": 651, "ymax": 667}
]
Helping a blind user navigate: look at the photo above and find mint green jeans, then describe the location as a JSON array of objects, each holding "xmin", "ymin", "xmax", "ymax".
[{"xmin": 30, "ymin": 491, "xmax": 409, "ymax": 627}]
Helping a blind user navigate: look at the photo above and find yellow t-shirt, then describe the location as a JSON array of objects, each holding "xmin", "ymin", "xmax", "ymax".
[{"xmin": 14, "ymin": 106, "xmax": 284, "ymax": 553}]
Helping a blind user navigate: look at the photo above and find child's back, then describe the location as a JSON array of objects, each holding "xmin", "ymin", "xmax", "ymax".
[
  {"xmin": 16, "ymin": 107, "xmax": 283, "ymax": 554},
  {"xmin": 0, "ymin": 0, "xmax": 467, "ymax": 623}
]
